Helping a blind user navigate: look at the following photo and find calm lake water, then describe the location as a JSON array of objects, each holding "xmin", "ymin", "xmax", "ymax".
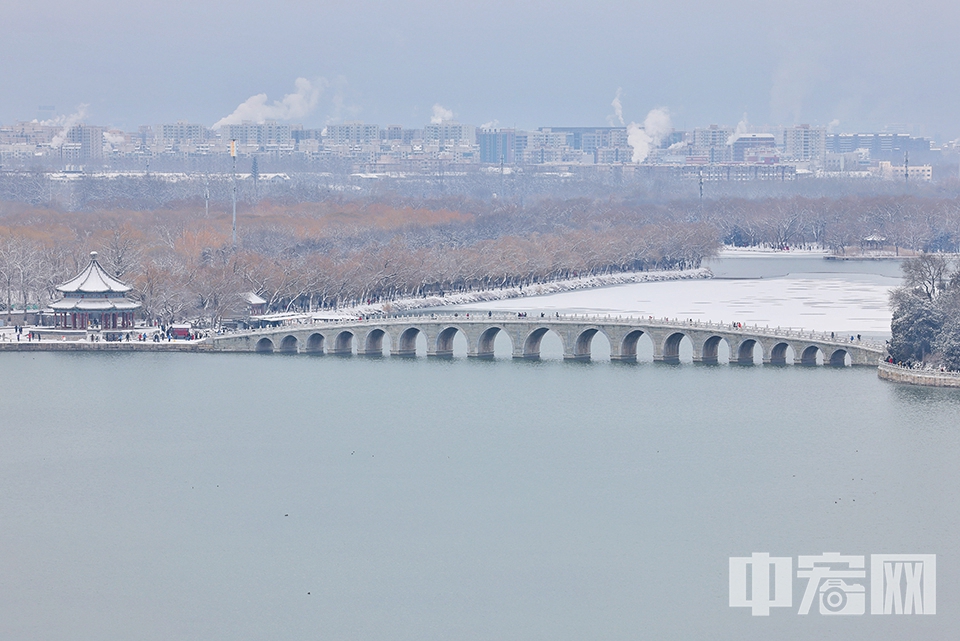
[
  {"xmin": 1, "ymin": 349, "xmax": 958, "ymax": 640},
  {"xmin": 2, "ymin": 255, "xmax": 956, "ymax": 640}
]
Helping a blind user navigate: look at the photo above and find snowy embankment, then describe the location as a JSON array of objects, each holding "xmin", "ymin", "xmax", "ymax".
[
  {"xmin": 718, "ymin": 245, "xmax": 828, "ymax": 256},
  {"xmin": 315, "ymin": 268, "xmax": 712, "ymax": 319}
]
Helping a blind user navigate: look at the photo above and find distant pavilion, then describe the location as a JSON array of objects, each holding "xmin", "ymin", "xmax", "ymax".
[{"xmin": 50, "ymin": 251, "xmax": 141, "ymax": 330}]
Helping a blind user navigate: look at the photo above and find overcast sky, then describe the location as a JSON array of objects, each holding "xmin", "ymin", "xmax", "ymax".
[{"xmin": 3, "ymin": 0, "xmax": 957, "ymax": 139}]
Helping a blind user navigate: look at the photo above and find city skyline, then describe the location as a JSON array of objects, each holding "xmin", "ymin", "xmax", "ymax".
[
  {"xmin": 2, "ymin": 1, "xmax": 957, "ymax": 138},
  {"xmin": 2, "ymin": 114, "xmax": 943, "ymax": 175}
]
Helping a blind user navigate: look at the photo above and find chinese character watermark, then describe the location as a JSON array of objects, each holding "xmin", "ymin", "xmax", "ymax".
[
  {"xmin": 729, "ymin": 552, "xmax": 935, "ymax": 616},
  {"xmin": 729, "ymin": 553, "xmax": 793, "ymax": 616}
]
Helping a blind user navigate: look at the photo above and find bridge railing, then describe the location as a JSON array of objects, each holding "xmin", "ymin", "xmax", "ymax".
[{"xmin": 213, "ymin": 312, "xmax": 886, "ymax": 352}]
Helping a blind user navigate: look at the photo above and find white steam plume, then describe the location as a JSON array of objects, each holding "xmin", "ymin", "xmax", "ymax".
[
  {"xmin": 213, "ymin": 77, "xmax": 323, "ymax": 129},
  {"xmin": 608, "ymin": 88, "xmax": 625, "ymax": 126},
  {"xmin": 103, "ymin": 130, "xmax": 126, "ymax": 145},
  {"xmin": 480, "ymin": 119, "xmax": 500, "ymax": 129},
  {"xmin": 726, "ymin": 114, "xmax": 749, "ymax": 145},
  {"xmin": 46, "ymin": 104, "xmax": 89, "ymax": 149},
  {"xmin": 828, "ymin": 118, "xmax": 840, "ymax": 133},
  {"xmin": 627, "ymin": 107, "xmax": 672, "ymax": 163},
  {"xmin": 431, "ymin": 104, "xmax": 454, "ymax": 124}
]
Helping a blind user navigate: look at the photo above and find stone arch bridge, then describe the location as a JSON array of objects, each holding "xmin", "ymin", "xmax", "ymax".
[{"xmin": 210, "ymin": 314, "xmax": 883, "ymax": 366}]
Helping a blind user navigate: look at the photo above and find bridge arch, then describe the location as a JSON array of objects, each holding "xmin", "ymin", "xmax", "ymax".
[
  {"xmin": 434, "ymin": 325, "xmax": 467, "ymax": 358},
  {"xmin": 279, "ymin": 335, "xmax": 299, "ymax": 354},
  {"xmin": 661, "ymin": 332, "xmax": 688, "ymax": 364},
  {"xmin": 521, "ymin": 326, "xmax": 565, "ymax": 360},
  {"xmin": 768, "ymin": 342, "xmax": 793, "ymax": 365},
  {"xmin": 395, "ymin": 326, "xmax": 422, "ymax": 357},
  {"xmin": 734, "ymin": 338, "xmax": 762, "ymax": 365},
  {"xmin": 362, "ymin": 328, "xmax": 389, "ymax": 357},
  {"xmin": 572, "ymin": 327, "xmax": 610, "ymax": 360},
  {"xmin": 475, "ymin": 326, "xmax": 509, "ymax": 358},
  {"xmin": 333, "ymin": 330, "xmax": 355, "ymax": 355},
  {"xmin": 616, "ymin": 330, "xmax": 652, "ymax": 362},
  {"xmin": 800, "ymin": 345, "xmax": 822, "ymax": 366},
  {"xmin": 305, "ymin": 333, "xmax": 325, "ymax": 354},
  {"xmin": 699, "ymin": 335, "xmax": 729, "ymax": 364},
  {"xmin": 255, "ymin": 337, "xmax": 274, "ymax": 353},
  {"xmin": 829, "ymin": 348, "xmax": 851, "ymax": 367}
]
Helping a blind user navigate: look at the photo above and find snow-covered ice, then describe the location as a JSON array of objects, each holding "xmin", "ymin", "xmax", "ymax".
[{"xmin": 449, "ymin": 272, "xmax": 898, "ymax": 337}]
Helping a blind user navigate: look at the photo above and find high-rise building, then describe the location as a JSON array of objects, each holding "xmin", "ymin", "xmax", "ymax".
[
  {"xmin": 478, "ymin": 129, "xmax": 516, "ymax": 163},
  {"xmin": 782, "ymin": 125, "xmax": 826, "ymax": 164},
  {"xmin": 157, "ymin": 121, "xmax": 207, "ymax": 145},
  {"xmin": 537, "ymin": 127, "xmax": 624, "ymax": 152},
  {"xmin": 826, "ymin": 133, "xmax": 937, "ymax": 164},
  {"xmin": 401, "ymin": 128, "xmax": 423, "ymax": 145},
  {"xmin": 423, "ymin": 122, "xmax": 475, "ymax": 146},
  {"xmin": 731, "ymin": 133, "xmax": 778, "ymax": 162},
  {"xmin": 66, "ymin": 125, "xmax": 104, "ymax": 160},
  {"xmin": 219, "ymin": 121, "xmax": 292, "ymax": 149},
  {"xmin": 324, "ymin": 122, "xmax": 380, "ymax": 146},
  {"xmin": 692, "ymin": 125, "xmax": 733, "ymax": 163}
]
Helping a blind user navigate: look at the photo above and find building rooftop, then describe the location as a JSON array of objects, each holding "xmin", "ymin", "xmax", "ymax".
[{"xmin": 57, "ymin": 251, "xmax": 133, "ymax": 294}]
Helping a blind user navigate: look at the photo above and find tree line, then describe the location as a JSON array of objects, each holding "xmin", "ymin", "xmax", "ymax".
[
  {"xmin": 3, "ymin": 192, "xmax": 960, "ymax": 328},
  {"xmin": 0, "ymin": 198, "xmax": 717, "ymax": 325},
  {"xmin": 888, "ymin": 253, "xmax": 960, "ymax": 371}
]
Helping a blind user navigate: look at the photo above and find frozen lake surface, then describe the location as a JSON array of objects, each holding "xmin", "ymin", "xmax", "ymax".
[{"xmin": 450, "ymin": 253, "xmax": 901, "ymax": 338}]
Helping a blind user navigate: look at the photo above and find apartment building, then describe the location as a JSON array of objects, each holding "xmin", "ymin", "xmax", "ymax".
[{"xmin": 782, "ymin": 125, "xmax": 826, "ymax": 164}]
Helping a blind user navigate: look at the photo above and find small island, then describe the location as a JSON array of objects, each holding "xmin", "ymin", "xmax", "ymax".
[{"xmin": 879, "ymin": 253, "xmax": 960, "ymax": 387}]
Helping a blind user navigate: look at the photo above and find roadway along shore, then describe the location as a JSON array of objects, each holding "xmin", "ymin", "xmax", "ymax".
[{"xmin": 0, "ymin": 340, "xmax": 210, "ymax": 352}]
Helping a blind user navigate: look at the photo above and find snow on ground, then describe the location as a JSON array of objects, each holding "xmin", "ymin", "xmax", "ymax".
[
  {"xmin": 717, "ymin": 246, "xmax": 828, "ymax": 256},
  {"xmin": 447, "ymin": 272, "xmax": 899, "ymax": 338}
]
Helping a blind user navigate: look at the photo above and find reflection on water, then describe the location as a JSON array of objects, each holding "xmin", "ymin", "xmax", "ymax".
[{"xmin": 0, "ymin": 351, "xmax": 957, "ymax": 640}]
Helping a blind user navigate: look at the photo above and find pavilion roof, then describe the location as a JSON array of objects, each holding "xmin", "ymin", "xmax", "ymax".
[
  {"xmin": 57, "ymin": 251, "xmax": 133, "ymax": 294},
  {"xmin": 49, "ymin": 298, "xmax": 141, "ymax": 311}
]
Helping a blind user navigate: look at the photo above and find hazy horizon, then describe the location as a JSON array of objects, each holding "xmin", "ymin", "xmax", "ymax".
[{"xmin": 2, "ymin": 1, "xmax": 957, "ymax": 139}]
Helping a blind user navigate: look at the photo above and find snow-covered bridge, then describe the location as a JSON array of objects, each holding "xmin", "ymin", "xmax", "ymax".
[{"xmin": 210, "ymin": 314, "xmax": 884, "ymax": 366}]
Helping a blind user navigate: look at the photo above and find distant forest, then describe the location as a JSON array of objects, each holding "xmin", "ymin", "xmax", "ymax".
[{"xmin": 1, "ymin": 188, "xmax": 959, "ymax": 326}]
